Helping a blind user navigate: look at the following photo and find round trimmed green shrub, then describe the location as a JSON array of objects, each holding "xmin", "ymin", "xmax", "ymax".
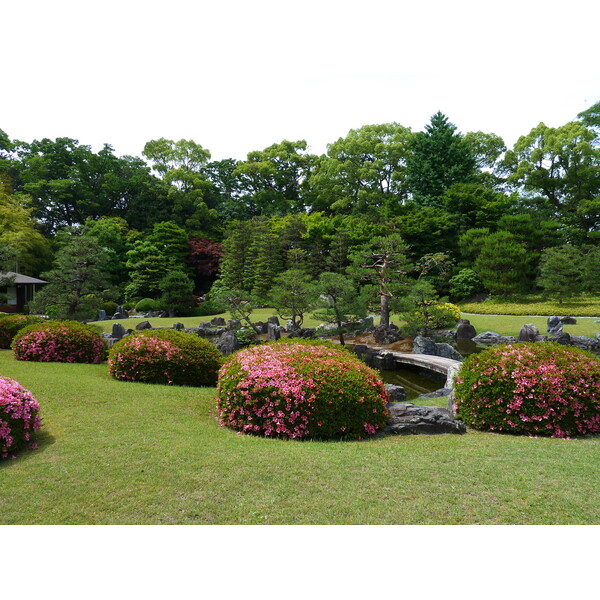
[
  {"xmin": 12, "ymin": 321, "xmax": 107, "ymax": 363},
  {"xmin": 1, "ymin": 376, "xmax": 42, "ymax": 459},
  {"xmin": 108, "ymin": 329, "xmax": 222, "ymax": 386},
  {"xmin": 99, "ymin": 301, "xmax": 118, "ymax": 316},
  {"xmin": 216, "ymin": 339, "xmax": 389, "ymax": 440},
  {"xmin": 454, "ymin": 342, "xmax": 600, "ymax": 438},
  {"xmin": 0, "ymin": 315, "xmax": 45, "ymax": 349},
  {"xmin": 135, "ymin": 298, "xmax": 158, "ymax": 313}
]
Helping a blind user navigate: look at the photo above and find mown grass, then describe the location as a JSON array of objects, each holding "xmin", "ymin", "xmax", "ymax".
[
  {"xmin": 91, "ymin": 307, "xmax": 599, "ymax": 340},
  {"xmin": 463, "ymin": 314, "xmax": 600, "ymax": 338},
  {"xmin": 2, "ymin": 350, "xmax": 600, "ymax": 525},
  {"xmin": 459, "ymin": 294, "xmax": 600, "ymax": 317}
]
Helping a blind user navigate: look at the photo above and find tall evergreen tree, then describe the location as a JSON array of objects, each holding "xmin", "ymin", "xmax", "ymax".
[{"xmin": 406, "ymin": 112, "xmax": 476, "ymax": 207}]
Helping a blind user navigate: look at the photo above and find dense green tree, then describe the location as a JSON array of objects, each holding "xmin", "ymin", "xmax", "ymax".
[
  {"xmin": 243, "ymin": 220, "xmax": 282, "ymax": 300},
  {"xmin": 233, "ymin": 140, "xmax": 316, "ymax": 216},
  {"xmin": 448, "ymin": 268, "xmax": 485, "ymax": 301},
  {"xmin": 219, "ymin": 220, "xmax": 254, "ymax": 291},
  {"xmin": 0, "ymin": 183, "xmax": 52, "ymax": 275},
  {"xmin": 473, "ymin": 232, "xmax": 528, "ymax": 297},
  {"xmin": 442, "ymin": 183, "xmax": 513, "ymax": 234},
  {"xmin": 142, "ymin": 138, "xmax": 218, "ymax": 236},
  {"xmin": 268, "ymin": 269, "xmax": 316, "ymax": 329},
  {"xmin": 537, "ymin": 245, "xmax": 584, "ymax": 303},
  {"xmin": 158, "ymin": 271, "xmax": 196, "ymax": 317},
  {"xmin": 582, "ymin": 246, "xmax": 600, "ymax": 292},
  {"xmin": 312, "ymin": 272, "xmax": 365, "ymax": 345},
  {"xmin": 397, "ymin": 206, "xmax": 458, "ymax": 261},
  {"xmin": 405, "ymin": 112, "xmax": 476, "ymax": 206},
  {"xmin": 124, "ymin": 241, "xmax": 170, "ymax": 301},
  {"xmin": 309, "ymin": 123, "xmax": 413, "ymax": 216},
  {"xmin": 577, "ymin": 100, "xmax": 600, "ymax": 141},
  {"xmin": 349, "ymin": 234, "xmax": 412, "ymax": 328},
  {"xmin": 28, "ymin": 233, "xmax": 110, "ymax": 319},
  {"xmin": 502, "ymin": 121, "xmax": 600, "ymax": 240},
  {"xmin": 146, "ymin": 221, "xmax": 191, "ymax": 272}
]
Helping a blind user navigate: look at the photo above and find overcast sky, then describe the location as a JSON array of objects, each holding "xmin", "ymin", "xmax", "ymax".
[{"xmin": 2, "ymin": 0, "xmax": 599, "ymax": 162}]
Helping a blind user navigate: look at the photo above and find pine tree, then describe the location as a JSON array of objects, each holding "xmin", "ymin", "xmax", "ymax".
[
  {"xmin": 537, "ymin": 245, "xmax": 584, "ymax": 303},
  {"xmin": 406, "ymin": 112, "xmax": 476, "ymax": 207}
]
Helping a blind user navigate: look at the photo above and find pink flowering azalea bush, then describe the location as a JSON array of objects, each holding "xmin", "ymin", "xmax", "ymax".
[
  {"xmin": 12, "ymin": 320, "xmax": 107, "ymax": 363},
  {"xmin": 108, "ymin": 329, "xmax": 222, "ymax": 386},
  {"xmin": 0, "ymin": 315, "xmax": 45, "ymax": 349},
  {"xmin": 454, "ymin": 343, "xmax": 600, "ymax": 438},
  {"xmin": 0, "ymin": 376, "xmax": 41, "ymax": 459},
  {"xmin": 216, "ymin": 339, "xmax": 389, "ymax": 440}
]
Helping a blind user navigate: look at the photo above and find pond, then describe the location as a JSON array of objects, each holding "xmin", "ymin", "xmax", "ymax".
[{"xmin": 379, "ymin": 366, "xmax": 445, "ymax": 400}]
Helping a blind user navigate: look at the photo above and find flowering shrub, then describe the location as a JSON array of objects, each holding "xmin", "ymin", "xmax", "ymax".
[
  {"xmin": 0, "ymin": 376, "xmax": 41, "ymax": 459},
  {"xmin": 12, "ymin": 321, "xmax": 107, "ymax": 363},
  {"xmin": 216, "ymin": 339, "xmax": 389, "ymax": 440},
  {"xmin": 0, "ymin": 315, "xmax": 45, "ymax": 349},
  {"xmin": 454, "ymin": 342, "xmax": 600, "ymax": 438},
  {"xmin": 108, "ymin": 329, "xmax": 222, "ymax": 386}
]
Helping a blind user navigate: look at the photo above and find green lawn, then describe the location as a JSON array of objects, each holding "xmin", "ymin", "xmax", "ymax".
[
  {"xmin": 91, "ymin": 308, "xmax": 600, "ymax": 340},
  {"xmin": 2, "ymin": 350, "xmax": 600, "ymax": 524}
]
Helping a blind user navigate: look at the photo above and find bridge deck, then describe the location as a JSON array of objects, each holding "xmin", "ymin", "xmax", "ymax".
[{"xmin": 363, "ymin": 346, "xmax": 462, "ymax": 387}]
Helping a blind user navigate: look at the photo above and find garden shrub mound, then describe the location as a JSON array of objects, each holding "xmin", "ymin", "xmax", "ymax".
[
  {"xmin": 216, "ymin": 339, "xmax": 389, "ymax": 440},
  {"xmin": 108, "ymin": 329, "xmax": 222, "ymax": 386},
  {"xmin": 12, "ymin": 320, "xmax": 107, "ymax": 363},
  {"xmin": 454, "ymin": 342, "xmax": 600, "ymax": 438},
  {"xmin": 0, "ymin": 376, "xmax": 41, "ymax": 459},
  {"xmin": 0, "ymin": 315, "xmax": 45, "ymax": 349}
]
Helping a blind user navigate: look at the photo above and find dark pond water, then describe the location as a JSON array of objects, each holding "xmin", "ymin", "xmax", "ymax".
[{"xmin": 379, "ymin": 367, "xmax": 445, "ymax": 400}]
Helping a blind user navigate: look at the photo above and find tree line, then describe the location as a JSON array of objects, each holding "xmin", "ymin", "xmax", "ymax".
[{"xmin": 0, "ymin": 103, "xmax": 599, "ymax": 321}]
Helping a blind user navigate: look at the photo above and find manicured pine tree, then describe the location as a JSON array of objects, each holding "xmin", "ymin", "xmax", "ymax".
[{"xmin": 537, "ymin": 245, "xmax": 584, "ymax": 303}]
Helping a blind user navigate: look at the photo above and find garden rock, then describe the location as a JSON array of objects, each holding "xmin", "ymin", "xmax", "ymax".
[
  {"xmin": 267, "ymin": 322, "xmax": 281, "ymax": 341},
  {"xmin": 385, "ymin": 384, "xmax": 406, "ymax": 402},
  {"xmin": 570, "ymin": 336, "xmax": 600, "ymax": 351},
  {"xmin": 215, "ymin": 330, "xmax": 239, "ymax": 355},
  {"xmin": 518, "ymin": 323, "xmax": 540, "ymax": 342},
  {"xmin": 211, "ymin": 317, "xmax": 227, "ymax": 327},
  {"xmin": 228, "ymin": 319, "xmax": 241, "ymax": 330},
  {"xmin": 111, "ymin": 323, "xmax": 127, "ymax": 340},
  {"xmin": 113, "ymin": 306, "xmax": 129, "ymax": 319},
  {"xmin": 136, "ymin": 320, "xmax": 153, "ymax": 331},
  {"xmin": 98, "ymin": 309, "xmax": 107, "ymax": 321},
  {"xmin": 172, "ymin": 322, "xmax": 185, "ymax": 330},
  {"xmin": 413, "ymin": 336, "xmax": 463, "ymax": 361},
  {"xmin": 253, "ymin": 321, "xmax": 267, "ymax": 334},
  {"xmin": 413, "ymin": 335, "xmax": 437, "ymax": 355},
  {"xmin": 267, "ymin": 316, "xmax": 280, "ymax": 326},
  {"xmin": 561, "ymin": 316, "xmax": 577, "ymax": 325},
  {"xmin": 472, "ymin": 331, "xmax": 516, "ymax": 346},
  {"xmin": 384, "ymin": 403, "xmax": 466, "ymax": 435},
  {"xmin": 547, "ymin": 316, "xmax": 563, "ymax": 335},
  {"xmin": 456, "ymin": 319, "xmax": 477, "ymax": 340},
  {"xmin": 550, "ymin": 332, "xmax": 571, "ymax": 345},
  {"xmin": 373, "ymin": 324, "xmax": 403, "ymax": 345},
  {"xmin": 286, "ymin": 327, "xmax": 316, "ymax": 339}
]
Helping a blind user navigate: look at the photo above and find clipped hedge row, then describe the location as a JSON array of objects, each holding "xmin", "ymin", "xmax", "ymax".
[{"xmin": 459, "ymin": 298, "xmax": 600, "ymax": 317}]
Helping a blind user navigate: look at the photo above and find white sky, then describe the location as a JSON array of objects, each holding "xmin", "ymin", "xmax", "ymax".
[{"xmin": 2, "ymin": 0, "xmax": 599, "ymax": 162}]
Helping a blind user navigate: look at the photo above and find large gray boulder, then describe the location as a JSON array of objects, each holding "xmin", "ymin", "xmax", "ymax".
[
  {"xmin": 413, "ymin": 336, "xmax": 463, "ymax": 361},
  {"xmin": 267, "ymin": 322, "xmax": 281, "ymax": 341},
  {"xmin": 547, "ymin": 316, "xmax": 563, "ymax": 336},
  {"xmin": 215, "ymin": 330, "xmax": 239, "ymax": 355},
  {"xmin": 456, "ymin": 319, "xmax": 477, "ymax": 340},
  {"xmin": 385, "ymin": 384, "xmax": 407, "ymax": 403},
  {"xmin": 135, "ymin": 320, "xmax": 153, "ymax": 331},
  {"xmin": 472, "ymin": 331, "xmax": 516, "ymax": 346},
  {"xmin": 384, "ymin": 403, "xmax": 466, "ymax": 435},
  {"xmin": 570, "ymin": 336, "xmax": 600, "ymax": 351},
  {"xmin": 518, "ymin": 323, "xmax": 540, "ymax": 342},
  {"xmin": 111, "ymin": 323, "xmax": 127, "ymax": 340},
  {"xmin": 373, "ymin": 324, "xmax": 403, "ymax": 345}
]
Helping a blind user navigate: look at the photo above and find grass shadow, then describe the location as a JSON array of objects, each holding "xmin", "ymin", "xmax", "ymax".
[{"xmin": 0, "ymin": 429, "xmax": 56, "ymax": 467}]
